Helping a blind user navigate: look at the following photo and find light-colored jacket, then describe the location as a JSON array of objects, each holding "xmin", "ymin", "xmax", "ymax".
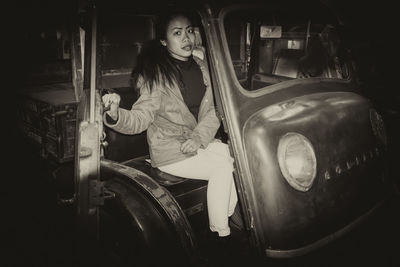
[{"xmin": 103, "ymin": 54, "xmax": 220, "ymax": 167}]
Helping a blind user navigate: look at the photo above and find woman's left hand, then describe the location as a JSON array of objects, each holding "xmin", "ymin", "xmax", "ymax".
[{"xmin": 181, "ymin": 139, "xmax": 201, "ymax": 154}]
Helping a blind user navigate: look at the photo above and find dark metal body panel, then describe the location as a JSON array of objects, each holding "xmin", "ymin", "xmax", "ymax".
[
  {"xmin": 243, "ymin": 89, "xmax": 387, "ymax": 250},
  {"xmin": 200, "ymin": 3, "xmax": 390, "ymax": 256}
]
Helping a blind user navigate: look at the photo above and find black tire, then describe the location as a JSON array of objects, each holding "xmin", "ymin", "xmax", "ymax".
[{"xmin": 98, "ymin": 177, "xmax": 192, "ymax": 267}]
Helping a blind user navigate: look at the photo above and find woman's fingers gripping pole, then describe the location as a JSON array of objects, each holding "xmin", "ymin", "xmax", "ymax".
[{"xmin": 102, "ymin": 93, "xmax": 120, "ymax": 120}]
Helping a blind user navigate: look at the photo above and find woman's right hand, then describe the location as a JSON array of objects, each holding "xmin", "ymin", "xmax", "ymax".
[{"xmin": 102, "ymin": 93, "xmax": 121, "ymax": 120}]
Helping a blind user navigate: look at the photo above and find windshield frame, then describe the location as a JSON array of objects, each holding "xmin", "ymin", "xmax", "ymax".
[{"xmin": 217, "ymin": 3, "xmax": 354, "ymax": 98}]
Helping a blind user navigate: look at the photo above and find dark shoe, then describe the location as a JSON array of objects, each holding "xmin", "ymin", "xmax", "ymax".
[
  {"xmin": 215, "ymin": 234, "xmax": 232, "ymax": 247},
  {"xmin": 211, "ymin": 234, "xmax": 243, "ymax": 266},
  {"xmin": 216, "ymin": 236, "xmax": 231, "ymax": 256}
]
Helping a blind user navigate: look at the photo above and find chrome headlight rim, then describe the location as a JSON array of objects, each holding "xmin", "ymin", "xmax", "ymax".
[{"xmin": 277, "ymin": 132, "xmax": 317, "ymax": 192}]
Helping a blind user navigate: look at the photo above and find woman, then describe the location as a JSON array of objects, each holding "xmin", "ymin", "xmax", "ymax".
[{"xmin": 102, "ymin": 11, "xmax": 238, "ymax": 240}]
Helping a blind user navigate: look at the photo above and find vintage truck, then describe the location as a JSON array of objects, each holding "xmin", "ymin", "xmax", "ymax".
[{"xmin": 17, "ymin": 0, "xmax": 395, "ymax": 266}]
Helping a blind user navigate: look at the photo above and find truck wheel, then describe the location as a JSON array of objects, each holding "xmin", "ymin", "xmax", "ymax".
[{"xmin": 98, "ymin": 177, "xmax": 192, "ymax": 267}]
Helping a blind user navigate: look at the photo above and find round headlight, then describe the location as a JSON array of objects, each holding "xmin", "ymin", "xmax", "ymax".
[
  {"xmin": 277, "ymin": 133, "xmax": 317, "ymax": 192},
  {"xmin": 370, "ymin": 109, "xmax": 387, "ymax": 146}
]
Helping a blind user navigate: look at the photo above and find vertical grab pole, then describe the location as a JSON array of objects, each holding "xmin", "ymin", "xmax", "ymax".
[
  {"xmin": 74, "ymin": 2, "xmax": 102, "ymax": 239},
  {"xmin": 89, "ymin": 4, "xmax": 97, "ymax": 123}
]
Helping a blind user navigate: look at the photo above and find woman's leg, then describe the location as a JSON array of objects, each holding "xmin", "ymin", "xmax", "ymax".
[
  {"xmin": 205, "ymin": 142, "xmax": 238, "ymax": 218},
  {"xmin": 158, "ymin": 142, "xmax": 238, "ymax": 237}
]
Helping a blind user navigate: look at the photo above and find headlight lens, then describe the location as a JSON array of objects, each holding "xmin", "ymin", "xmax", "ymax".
[
  {"xmin": 370, "ymin": 109, "xmax": 387, "ymax": 146},
  {"xmin": 277, "ymin": 133, "xmax": 317, "ymax": 192}
]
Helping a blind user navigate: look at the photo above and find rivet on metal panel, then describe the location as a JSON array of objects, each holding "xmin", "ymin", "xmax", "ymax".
[
  {"xmin": 324, "ymin": 170, "xmax": 331, "ymax": 180},
  {"xmin": 79, "ymin": 146, "xmax": 92, "ymax": 158},
  {"xmin": 346, "ymin": 161, "xmax": 352, "ymax": 170},
  {"xmin": 363, "ymin": 154, "xmax": 367, "ymax": 162},
  {"xmin": 101, "ymin": 140, "xmax": 108, "ymax": 148},
  {"xmin": 335, "ymin": 165, "xmax": 342, "ymax": 175}
]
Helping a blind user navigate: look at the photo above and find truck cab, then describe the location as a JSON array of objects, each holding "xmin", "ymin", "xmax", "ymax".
[{"xmin": 16, "ymin": 0, "xmax": 395, "ymax": 266}]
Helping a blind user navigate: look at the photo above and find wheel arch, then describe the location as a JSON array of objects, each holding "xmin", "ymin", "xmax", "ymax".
[{"xmin": 100, "ymin": 159, "xmax": 197, "ymax": 265}]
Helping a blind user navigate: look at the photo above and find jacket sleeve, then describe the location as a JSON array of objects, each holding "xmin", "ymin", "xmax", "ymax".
[
  {"xmin": 103, "ymin": 79, "xmax": 161, "ymax": 135},
  {"xmin": 189, "ymin": 55, "xmax": 221, "ymax": 148},
  {"xmin": 190, "ymin": 93, "xmax": 220, "ymax": 148}
]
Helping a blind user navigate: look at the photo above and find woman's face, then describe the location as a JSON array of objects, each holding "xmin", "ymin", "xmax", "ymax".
[{"xmin": 161, "ymin": 15, "xmax": 195, "ymax": 61}]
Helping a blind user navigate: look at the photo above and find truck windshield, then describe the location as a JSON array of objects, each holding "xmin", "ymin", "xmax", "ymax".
[{"xmin": 222, "ymin": 3, "xmax": 352, "ymax": 90}]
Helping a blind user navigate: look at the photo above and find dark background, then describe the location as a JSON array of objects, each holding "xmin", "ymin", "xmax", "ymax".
[{"xmin": 4, "ymin": 0, "xmax": 399, "ymax": 266}]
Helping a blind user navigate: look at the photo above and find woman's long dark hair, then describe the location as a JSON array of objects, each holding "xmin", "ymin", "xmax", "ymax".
[{"xmin": 131, "ymin": 11, "xmax": 196, "ymax": 92}]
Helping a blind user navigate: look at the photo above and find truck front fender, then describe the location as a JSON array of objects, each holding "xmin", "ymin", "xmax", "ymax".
[{"xmin": 100, "ymin": 159, "xmax": 197, "ymax": 266}]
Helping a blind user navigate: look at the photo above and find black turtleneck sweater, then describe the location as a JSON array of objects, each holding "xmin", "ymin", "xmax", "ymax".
[{"xmin": 172, "ymin": 56, "xmax": 206, "ymax": 121}]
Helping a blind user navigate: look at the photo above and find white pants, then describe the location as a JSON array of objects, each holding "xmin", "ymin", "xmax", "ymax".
[{"xmin": 158, "ymin": 141, "xmax": 238, "ymax": 237}]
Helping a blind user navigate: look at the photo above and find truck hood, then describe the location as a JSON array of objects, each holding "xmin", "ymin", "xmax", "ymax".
[{"xmin": 242, "ymin": 90, "xmax": 388, "ymax": 254}]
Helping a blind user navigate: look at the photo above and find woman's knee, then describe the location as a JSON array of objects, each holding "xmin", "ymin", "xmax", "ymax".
[
  {"xmin": 209, "ymin": 161, "xmax": 234, "ymax": 181},
  {"xmin": 207, "ymin": 141, "xmax": 233, "ymax": 158}
]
